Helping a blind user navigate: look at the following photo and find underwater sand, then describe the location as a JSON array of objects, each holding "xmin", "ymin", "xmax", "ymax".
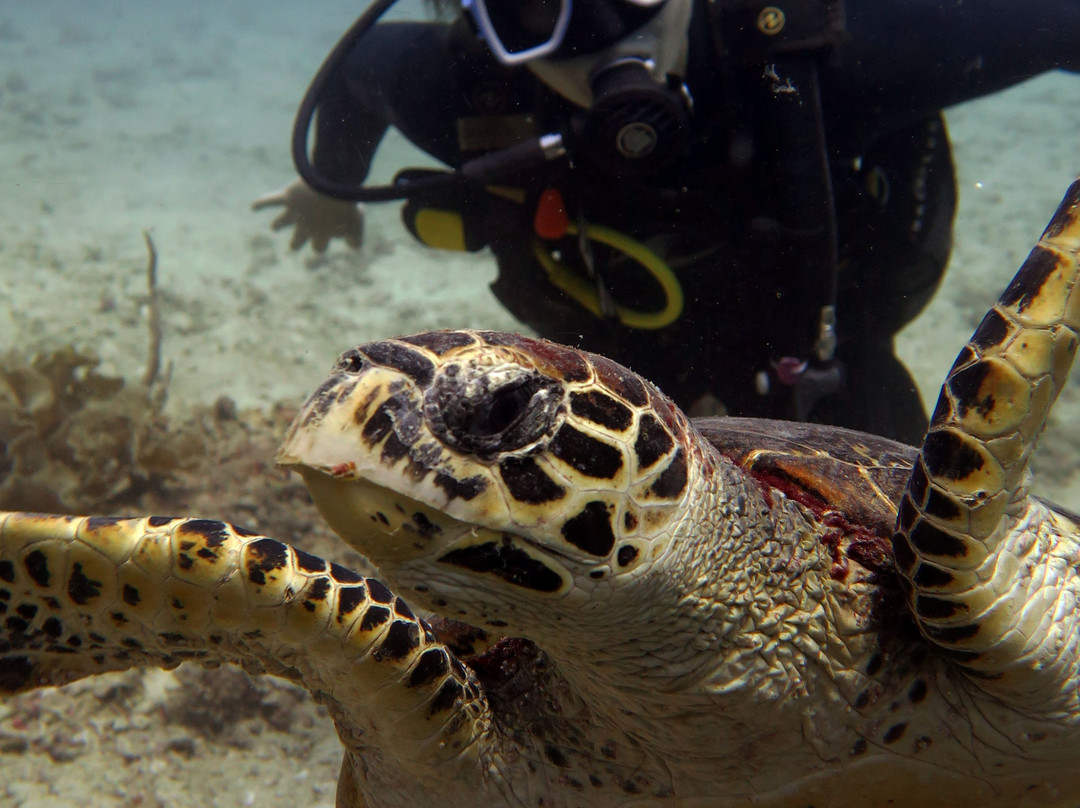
[{"xmin": 0, "ymin": 1, "xmax": 1079, "ymax": 805}]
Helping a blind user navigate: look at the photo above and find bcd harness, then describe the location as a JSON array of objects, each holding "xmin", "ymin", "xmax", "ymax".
[{"xmin": 294, "ymin": 0, "xmax": 848, "ymax": 418}]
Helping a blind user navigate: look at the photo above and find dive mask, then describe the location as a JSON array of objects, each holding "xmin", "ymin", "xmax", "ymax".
[{"xmin": 462, "ymin": 0, "xmax": 668, "ymax": 65}]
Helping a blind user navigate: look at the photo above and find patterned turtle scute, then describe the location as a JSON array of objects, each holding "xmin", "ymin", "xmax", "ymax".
[{"xmin": 2, "ymin": 179, "xmax": 1080, "ymax": 806}]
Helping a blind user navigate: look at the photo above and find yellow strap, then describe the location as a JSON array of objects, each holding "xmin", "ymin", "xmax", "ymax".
[{"xmin": 533, "ymin": 222, "xmax": 684, "ymax": 330}]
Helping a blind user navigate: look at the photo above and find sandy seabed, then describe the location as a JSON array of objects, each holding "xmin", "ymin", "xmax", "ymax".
[{"xmin": 1, "ymin": 2, "xmax": 1079, "ymax": 806}]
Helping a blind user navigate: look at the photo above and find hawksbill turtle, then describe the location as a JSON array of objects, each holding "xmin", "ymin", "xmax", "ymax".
[{"xmin": 1, "ymin": 178, "xmax": 1080, "ymax": 807}]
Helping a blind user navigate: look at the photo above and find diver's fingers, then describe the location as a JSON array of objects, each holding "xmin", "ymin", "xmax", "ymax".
[
  {"xmin": 344, "ymin": 208, "xmax": 364, "ymax": 249},
  {"xmin": 251, "ymin": 189, "xmax": 288, "ymax": 211},
  {"xmin": 311, "ymin": 230, "xmax": 331, "ymax": 253},
  {"xmin": 270, "ymin": 210, "xmax": 296, "ymax": 232},
  {"xmin": 290, "ymin": 224, "xmax": 311, "ymax": 252}
]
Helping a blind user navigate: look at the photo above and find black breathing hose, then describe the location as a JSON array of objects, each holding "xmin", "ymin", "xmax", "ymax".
[{"xmin": 291, "ymin": 0, "xmax": 455, "ymax": 201}]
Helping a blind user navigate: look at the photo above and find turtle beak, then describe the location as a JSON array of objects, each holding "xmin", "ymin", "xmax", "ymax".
[
  {"xmin": 276, "ymin": 371, "xmax": 367, "ymax": 475},
  {"xmin": 276, "ymin": 358, "xmax": 430, "ymax": 488},
  {"xmin": 276, "ymin": 350, "xmax": 506, "ymax": 565}
]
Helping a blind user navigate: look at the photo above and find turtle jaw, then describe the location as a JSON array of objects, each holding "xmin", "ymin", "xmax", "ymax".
[
  {"xmin": 289, "ymin": 465, "xmax": 582, "ymax": 626},
  {"xmin": 291, "ymin": 464, "xmax": 482, "ymax": 565}
]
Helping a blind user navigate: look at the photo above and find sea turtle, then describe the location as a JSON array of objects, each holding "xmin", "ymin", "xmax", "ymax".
[{"xmin": 2, "ymin": 178, "xmax": 1080, "ymax": 807}]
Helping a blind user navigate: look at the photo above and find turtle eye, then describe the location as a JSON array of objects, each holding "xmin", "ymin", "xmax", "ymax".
[
  {"xmin": 426, "ymin": 369, "xmax": 563, "ymax": 455},
  {"xmin": 469, "ymin": 382, "xmax": 532, "ymax": 437}
]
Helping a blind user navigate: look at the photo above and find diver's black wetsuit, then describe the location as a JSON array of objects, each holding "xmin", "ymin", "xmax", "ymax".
[{"xmin": 309, "ymin": 0, "xmax": 1079, "ymax": 444}]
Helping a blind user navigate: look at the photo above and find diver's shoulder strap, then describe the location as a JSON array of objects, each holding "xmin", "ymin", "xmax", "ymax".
[{"xmin": 712, "ymin": 0, "xmax": 845, "ymax": 63}]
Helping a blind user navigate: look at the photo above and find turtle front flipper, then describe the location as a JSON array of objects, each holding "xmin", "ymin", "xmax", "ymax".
[
  {"xmin": 0, "ymin": 512, "xmax": 495, "ymax": 805},
  {"xmin": 895, "ymin": 179, "xmax": 1080, "ymax": 703}
]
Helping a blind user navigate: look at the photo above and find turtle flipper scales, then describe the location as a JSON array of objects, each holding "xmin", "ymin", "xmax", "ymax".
[
  {"xmin": 0, "ymin": 512, "xmax": 495, "ymax": 805},
  {"xmin": 895, "ymin": 178, "xmax": 1080, "ymax": 703}
]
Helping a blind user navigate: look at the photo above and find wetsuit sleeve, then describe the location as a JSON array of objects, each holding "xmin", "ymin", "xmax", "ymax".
[
  {"xmin": 310, "ymin": 47, "xmax": 387, "ymax": 186},
  {"xmin": 827, "ymin": 0, "xmax": 1080, "ymax": 139},
  {"xmin": 312, "ymin": 22, "xmax": 463, "ymax": 186}
]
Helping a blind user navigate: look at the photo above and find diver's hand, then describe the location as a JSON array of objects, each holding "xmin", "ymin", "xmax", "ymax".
[{"xmin": 252, "ymin": 179, "xmax": 363, "ymax": 252}]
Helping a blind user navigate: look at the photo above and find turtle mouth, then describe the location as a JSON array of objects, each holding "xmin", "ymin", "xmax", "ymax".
[
  {"xmin": 292, "ymin": 465, "xmax": 480, "ymax": 564},
  {"xmin": 293, "ymin": 468, "xmax": 575, "ymax": 598}
]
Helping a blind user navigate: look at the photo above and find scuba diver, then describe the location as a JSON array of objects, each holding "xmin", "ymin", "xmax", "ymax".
[{"xmin": 254, "ymin": 0, "xmax": 1079, "ymax": 444}]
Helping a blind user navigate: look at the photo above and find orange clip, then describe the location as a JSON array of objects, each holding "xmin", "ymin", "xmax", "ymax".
[{"xmin": 533, "ymin": 187, "xmax": 568, "ymax": 240}]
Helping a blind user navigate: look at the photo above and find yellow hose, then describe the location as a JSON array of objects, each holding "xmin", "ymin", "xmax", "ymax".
[{"xmin": 533, "ymin": 221, "xmax": 684, "ymax": 330}]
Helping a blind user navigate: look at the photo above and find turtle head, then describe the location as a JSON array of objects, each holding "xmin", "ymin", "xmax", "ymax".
[{"xmin": 277, "ymin": 330, "xmax": 696, "ymax": 643}]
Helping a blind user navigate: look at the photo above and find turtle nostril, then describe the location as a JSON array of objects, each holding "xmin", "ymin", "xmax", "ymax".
[{"xmin": 336, "ymin": 349, "xmax": 368, "ymax": 374}]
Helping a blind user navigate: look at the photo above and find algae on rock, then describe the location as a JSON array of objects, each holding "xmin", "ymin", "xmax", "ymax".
[{"xmin": 0, "ymin": 345, "xmax": 204, "ymax": 512}]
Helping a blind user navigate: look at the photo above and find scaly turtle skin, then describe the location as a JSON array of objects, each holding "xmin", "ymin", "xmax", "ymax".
[{"xmin": 2, "ymin": 179, "xmax": 1080, "ymax": 806}]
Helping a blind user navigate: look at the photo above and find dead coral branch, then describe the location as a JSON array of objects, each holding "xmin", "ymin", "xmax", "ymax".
[{"xmin": 142, "ymin": 230, "xmax": 163, "ymax": 388}]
